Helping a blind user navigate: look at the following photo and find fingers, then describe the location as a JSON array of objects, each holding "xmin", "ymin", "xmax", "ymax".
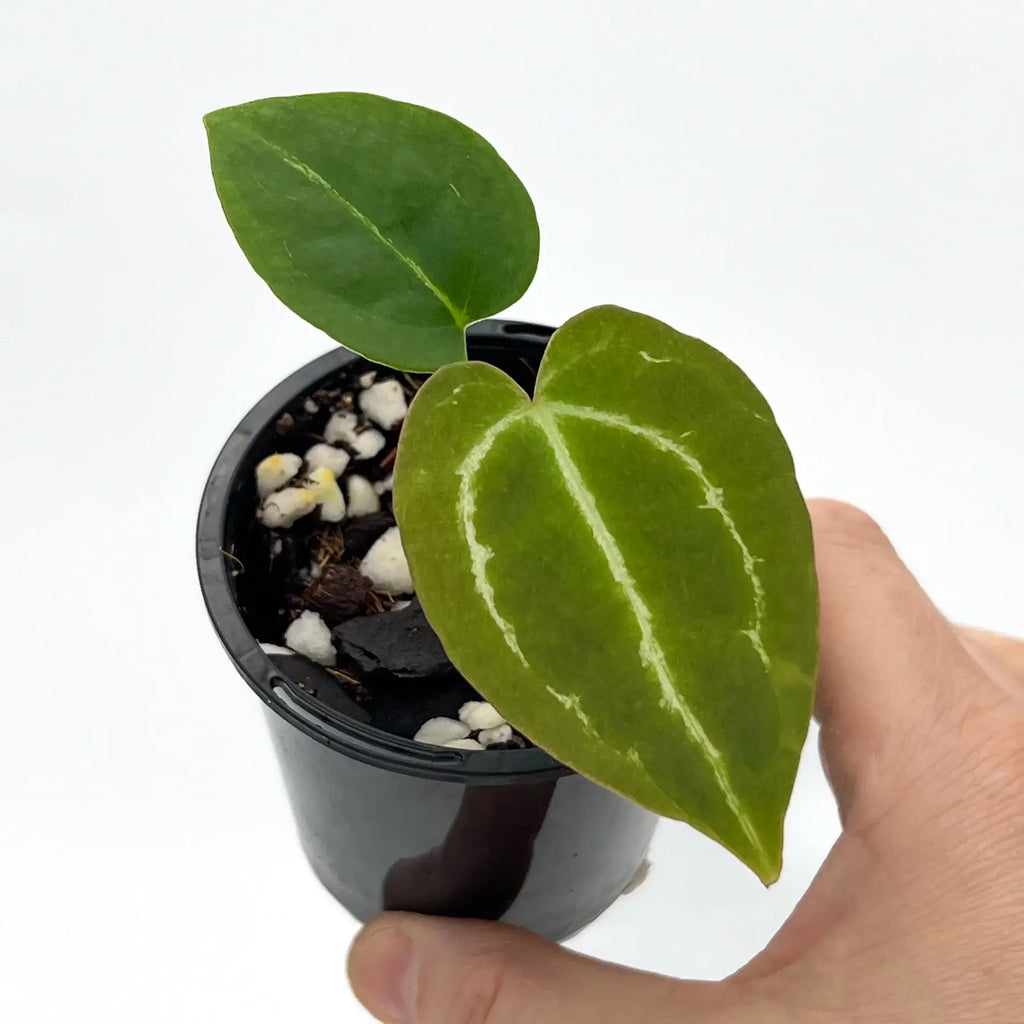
[
  {"xmin": 348, "ymin": 913, "xmax": 784, "ymax": 1024},
  {"xmin": 807, "ymin": 500, "xmax": 984, "ymax": 825}
]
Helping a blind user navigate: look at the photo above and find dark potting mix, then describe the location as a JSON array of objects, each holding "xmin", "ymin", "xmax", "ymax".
[{"xmin": 228, "ymin": 361, "xmax": 529, "ymax": 752}]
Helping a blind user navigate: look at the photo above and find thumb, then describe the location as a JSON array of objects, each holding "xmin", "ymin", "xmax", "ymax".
[{"xmin": 347, "ymin": 913, "xmax": 789, "ymax": 1024}]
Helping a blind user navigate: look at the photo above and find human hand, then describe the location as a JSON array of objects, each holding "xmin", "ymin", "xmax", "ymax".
[{"xmin": 348, "ymin": 500, "xmax": 1024, "ymax": 1023}]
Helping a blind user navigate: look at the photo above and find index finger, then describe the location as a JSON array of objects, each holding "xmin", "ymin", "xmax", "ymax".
[{"xmin": 807, "ymin": 499, "xmax": 984, "ymax": 824}]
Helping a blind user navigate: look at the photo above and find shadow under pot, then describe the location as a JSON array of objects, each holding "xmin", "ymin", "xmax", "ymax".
[{"xmin": 196, "ymin": 319, "xmax": 658, "ymax": 942}]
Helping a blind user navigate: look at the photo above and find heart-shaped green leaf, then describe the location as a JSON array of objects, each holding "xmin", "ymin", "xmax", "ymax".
[
  {"xmin": 204, "ymin": 93, "xmax": 540, "ymax": 371},
  {"xmin": 395, "ymin": 305, "xmax": 818, "ymax": 882}
]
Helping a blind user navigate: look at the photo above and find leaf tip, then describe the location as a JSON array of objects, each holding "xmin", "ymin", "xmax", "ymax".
[
  {"xmin": 748, "ymin": 836, "xmax": 783, "ymax": 887},
  {"xmin": 201, "ymin": 105, "xmax": 227, "ymax": 133}
]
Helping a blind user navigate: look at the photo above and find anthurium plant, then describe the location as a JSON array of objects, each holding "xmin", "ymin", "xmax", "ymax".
[{"xmin": 204, "ymin": 92, "xmax": 819, "ymax": 883}]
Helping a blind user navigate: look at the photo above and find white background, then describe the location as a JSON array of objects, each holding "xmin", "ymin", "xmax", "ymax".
[{"xmin": 2, "ymin": 2, "xmax": 1021, "ymax": 1021}]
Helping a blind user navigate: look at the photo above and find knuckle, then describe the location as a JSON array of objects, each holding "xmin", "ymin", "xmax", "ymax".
[
  {"xmin": 443, "ymin": 950, "xmax": 522, "ymax": 1024},
  {"xmin": 809, "ymin": 499, "xmax": 891, "ymax": 554}
]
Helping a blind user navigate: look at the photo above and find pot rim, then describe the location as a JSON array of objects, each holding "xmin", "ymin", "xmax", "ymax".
[{"xmin": 196, "ymin": 319, "xmax": 573, "ymax": 784}]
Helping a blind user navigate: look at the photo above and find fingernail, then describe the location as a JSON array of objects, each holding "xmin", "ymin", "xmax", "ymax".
[{"xmin": 352, "ymin": 925, "xmax": 418, "ymax": 1022}]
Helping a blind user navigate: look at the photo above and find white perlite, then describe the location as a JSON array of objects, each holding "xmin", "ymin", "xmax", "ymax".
[
  {"xmin": 359, "ymin": 379, "xmax": 408, "ymax": 430},
  {"xmin": 459, "ymin": 701, "xmax": 506, "ymax": 732},
  {"xmin": 305, "ymin": 442, "xmax": 351, "ymax": 479},
  {"xmin": 258, "ymin": 642, "xmax": 293, "ymax": 656},
  {"xmin": 258, "ymin": 486, "xmax": 317, "ymax": 529},
  {"xmin": 358, "ymin": 371, "xmax": 377, "ymax": 389},
  {"xmin": 351, "ymin": 429, "xmax": 386, "ymax": 460},
  {"xmin": 373, "ymin": 473, "xmax": 394, "ymax": 496},
  {"xmin": 325, "ymin": 410, "xmax": 358, "ymax": 445},
  {"xmin": 478, "ymin": 724, "xmax": 513, "ymax": 747},
  {"xmin": 303, "ymin": 397, "xmax": 319, "ymax": 414},
  {"xmin": 255, "ymin": 453, "xmax": 303, "ymax": 498},
  {"xmin": 304, "ymin": 467, "xmax": 346, "ymax": 523},
  {"xmin": 284, "ymin": 610, "xmax": 336, "ymax": 666},
  {"xmin": 347, "ymin": 475, "xmax": 381, "ymax": 517},
  {"xmin": 444, "ymin": 738, "xmax": 485, "ymax": 750},
  {"xmin": 414, "ymin": 717, "xmax": 470, "ymax": 746},
  {"xmin": 360, "ymin": 526, "xmax": 413, "ymax": 594},
  {"xmin": 324, "ymin": 411, "xmax": 386, "ymax": 460}
]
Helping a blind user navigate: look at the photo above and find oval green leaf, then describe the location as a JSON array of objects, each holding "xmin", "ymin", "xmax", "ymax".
[
  {"xmin": 394, "ymin": 305, "xmax": 818, "ymax": 882},
  {"xmin": 204, "ymin": 93, "xmax": 540, "ymax": 372}
]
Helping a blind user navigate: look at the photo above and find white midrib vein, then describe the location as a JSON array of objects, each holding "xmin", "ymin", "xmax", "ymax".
[
  {"xmin": 545, "ymin": 402, "xmax": 770, "ymax": 672},
  {"xmin": 533, "ymin": 406, "xmax": 763, "ymax": 856},
  {"xmin": 454, "ymin": 399, "xmax": 767, "ymax": 856},
  {"xmin": 256, "ymin": 135, "xmax": 466, "ymax": 326}
]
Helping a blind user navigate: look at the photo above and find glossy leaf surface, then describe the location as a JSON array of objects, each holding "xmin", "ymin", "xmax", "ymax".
[
  {"xmin": 395, "ymin": 305, "xmax": 818, "ymax": 881},
  {"xmin": 205, "ymin": 93, "xmax": 539, "ymax": 371}
]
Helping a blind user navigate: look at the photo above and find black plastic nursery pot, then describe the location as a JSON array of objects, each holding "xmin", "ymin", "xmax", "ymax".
[{"xmin": 196, "ymin": 320, "xmax": 658, "ymax": 942}]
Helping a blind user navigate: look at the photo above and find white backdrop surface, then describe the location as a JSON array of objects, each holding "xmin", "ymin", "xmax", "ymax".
[{"xmin": 1, "ymin": 2, "xmax": 1021, "ymax": 1021}]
